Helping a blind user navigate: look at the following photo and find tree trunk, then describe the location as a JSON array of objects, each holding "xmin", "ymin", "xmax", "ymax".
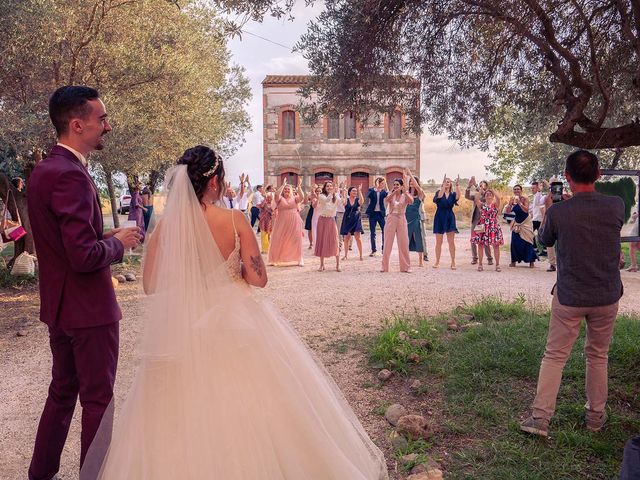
[
  {"xmin": 609, "ymin": 148, "xmax": 625, "ymax": 169},
  {"xmin": 550, "ymin": 122, "xmax": 640, "ymax": 149},
  {"xmin": 149, "ymin": 169, "xmax": 162, "ymax": 194},
  {"xmin": 105, "ymin": 169, "xmax": 120, "ymax": 229},
  {"xmin": 0, "ymin": 174, "xmax": 35, "ymax": 268}
]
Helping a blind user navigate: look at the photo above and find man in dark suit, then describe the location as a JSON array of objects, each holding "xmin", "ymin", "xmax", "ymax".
[
  {"xmin": 365, "ymin": 176, "xmax": 389, "ymax": 256},
  {"xmin": 27, "ymin": 86, "xmax": 140, "ymax": 480}
]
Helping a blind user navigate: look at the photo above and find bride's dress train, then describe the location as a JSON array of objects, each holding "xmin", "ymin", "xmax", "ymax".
[{"xmin": 83, "ymin": 165, "xmax": 388, "ymax": 479}]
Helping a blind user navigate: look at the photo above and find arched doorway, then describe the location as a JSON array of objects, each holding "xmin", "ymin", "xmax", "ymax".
[
  {"xmin": 350, "ymin": 172, "xmax": 370, "ymax": 192},
  {"xmin": 279, "ymin": 172, "xmax": 299, "ymax": 186},
  {"xmin": 314, "ymin": 171, "xmax": 334, "ymax": 186},
  {"xmin": 386, "ymin": 170, "xmax": 403, "ymax": 186}
]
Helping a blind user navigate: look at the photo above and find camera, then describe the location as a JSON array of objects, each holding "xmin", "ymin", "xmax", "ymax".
[{"xmin": 550, "ymin": 182, "xmax": 564, "ymax": 203}]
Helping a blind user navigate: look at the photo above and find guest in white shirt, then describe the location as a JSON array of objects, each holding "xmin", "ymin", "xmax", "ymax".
[
  {"xmin": 236, "ymin": 175, "xmax": 250, "ymax": 216},
  {"xmin": 335, "ymin": 183, "xmax": 347, "ymax": 252},
  {"xmin": 222, "ymin": 183, "xmax": 239, "ymax": 210}
]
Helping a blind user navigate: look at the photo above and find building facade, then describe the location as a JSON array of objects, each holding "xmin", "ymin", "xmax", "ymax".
[{"xmin": 262, "ymin": 75, "xmax": 420, "ymax": 191}]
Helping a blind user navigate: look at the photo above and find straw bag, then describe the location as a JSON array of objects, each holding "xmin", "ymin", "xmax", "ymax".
[
  {"xmin": 11, "ymin": 252, "xmax": 36, "ymax": 276},
  {"xmin": 1, "ymin": 189, "xmax": 27, "ymax": 243}
]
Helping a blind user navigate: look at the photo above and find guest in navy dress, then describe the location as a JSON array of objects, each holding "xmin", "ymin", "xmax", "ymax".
[
  {"xmin": 340, "ymin": 185, "xmax": 365, "ymax": 260},
  {"xmin": 433, "ymin": 176, "xmax": 461, "ymax": 270},
  {"xmin": 505, "ymin": 184, "xmax": 538, "ymax": 268}
]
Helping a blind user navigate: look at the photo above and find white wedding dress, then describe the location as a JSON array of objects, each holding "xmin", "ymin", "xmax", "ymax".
[{"xmin": 81, "ymin": 165, "xmax": 388, "ymax": 479}]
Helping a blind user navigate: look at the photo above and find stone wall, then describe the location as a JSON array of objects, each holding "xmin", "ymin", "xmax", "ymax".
[{"xmin": 263, "ymin": 81, "xmax": 420, "ymax": 189}]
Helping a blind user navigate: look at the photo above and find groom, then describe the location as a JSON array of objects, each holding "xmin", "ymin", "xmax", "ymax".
[{"xmin": 27, "ymin": 86, "xmax": 140, "ymax": 480}]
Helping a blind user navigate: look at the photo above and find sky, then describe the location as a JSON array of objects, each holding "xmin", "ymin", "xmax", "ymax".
[{"xmin": 225, "ymin": 4, "xmax": 492, "ymax": 185}]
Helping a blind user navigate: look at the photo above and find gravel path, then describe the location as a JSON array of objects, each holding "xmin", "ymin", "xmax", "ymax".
[{"xmin": 1, "ymin": 229, "xmax": 639, "ymax": 479}]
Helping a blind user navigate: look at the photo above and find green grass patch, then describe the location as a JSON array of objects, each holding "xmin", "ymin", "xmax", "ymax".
[
  {"xmin": 621, "ymin": 242, "xmax": 640, "ymax": 267},
  {"xmin": 0, "ymin": 266, "xmax": 37, "ymax": 288},
  {"xmin": 368, "ymin": 315, "xmax": 440, "ymax": 374},
  {"xmin": 369, "ymin": 297, "xmax": 640, "ymax": 479}
]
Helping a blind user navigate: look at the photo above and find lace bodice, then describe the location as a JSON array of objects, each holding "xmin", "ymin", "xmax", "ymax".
[{"xmin": 224, "ymin": 212, "xmax": 243, "ymax": 281}]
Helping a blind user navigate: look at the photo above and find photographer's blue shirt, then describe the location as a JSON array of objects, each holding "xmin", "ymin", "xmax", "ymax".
[{"xmin": 539, "ymin": 191, "xmax": 624, "ymax": 307}]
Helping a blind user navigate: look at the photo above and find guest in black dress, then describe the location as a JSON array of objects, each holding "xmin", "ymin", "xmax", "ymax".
[
  {"xmin": 304, "ymin": 187, "xmax": 318, "ymax": 249},
  {"xmin": 340, "ymin": 185, "xmax": 365, "ymax": 260}
]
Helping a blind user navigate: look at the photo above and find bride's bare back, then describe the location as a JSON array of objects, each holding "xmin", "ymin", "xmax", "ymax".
[
  {"xmin": 143, "ymin": 205, "xmax": 266, "ymax": 292},
  {"xmin": 203, "ymin": 205, "xmax": 266, "ymax": 288}
]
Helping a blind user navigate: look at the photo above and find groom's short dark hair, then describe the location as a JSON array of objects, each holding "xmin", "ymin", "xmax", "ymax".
[{"xmin": 49, "ymin": 86, "xmax": 100, "ymax": 136}]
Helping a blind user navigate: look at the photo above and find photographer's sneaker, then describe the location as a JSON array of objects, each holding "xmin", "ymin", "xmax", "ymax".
[
  {"xmin": 519, "ymin": 416, "xmax": 549, "ymax": 437},
  {"xmin": 586, "ymin": 412, "xmax": 607, "ymax": 432}
]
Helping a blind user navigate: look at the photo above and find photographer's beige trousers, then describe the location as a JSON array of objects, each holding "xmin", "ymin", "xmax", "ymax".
[{"xmin": 532, "ymin": 294, "xmax": 618, "ymax": 421}]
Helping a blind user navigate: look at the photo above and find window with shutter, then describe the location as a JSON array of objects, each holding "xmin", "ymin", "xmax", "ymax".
[
  {"xmin": 344, "ymin": 111, "xmax": 356, "ymax": 139},
  {"xmin": 328, "ymin": 111, "xmax": 340, "ymax": 139},
  {"xmin": 282, "ymin": 110, "xmax": 296, "ymax": 139},
  {"xmin": 389, "ymin": 111, "xmax": 402, "ymax": 139}
]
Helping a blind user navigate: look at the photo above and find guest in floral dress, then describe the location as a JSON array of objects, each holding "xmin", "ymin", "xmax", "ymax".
[{"xmin": 471, "ymin": 189, "xmax": 504, "ymax": 271}]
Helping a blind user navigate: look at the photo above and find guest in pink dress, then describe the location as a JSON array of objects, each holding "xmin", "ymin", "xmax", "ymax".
[
  {"xmin": 268, "ymin": 179, "xmax": 305, "ymax": 266},
  {"xmin": 382, "ymin": 174, "xmax": 414, "ymax": 273},
  {"xmin": 314, "ymin": 181, "xmax": 341, "ymax": 272}
]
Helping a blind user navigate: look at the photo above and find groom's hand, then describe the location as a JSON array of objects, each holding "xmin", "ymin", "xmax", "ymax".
[
  {"xmin": 114, "ymin": 227, "xmax": 142, "ymax": 249},
  {"xmin": 104, "ymin": 228, "xmax": 121, "ymax": 239}
]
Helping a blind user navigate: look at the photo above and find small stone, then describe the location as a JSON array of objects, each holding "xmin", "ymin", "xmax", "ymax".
[
  {"xmin": 411, "ymin": 463, "xmax": 428, "ymax": 474},
  {"xmin": 378, "ymin": 369, "xmax": 393, "ymax": 381},
  {"xmin": 410, "ymin": 379, "xmax": 423, "ymax": 392},
  {"xmin": 446, "ymin": 319, "xmax": 459, "ymax": 331},
  {"xmin": 398, "ymin": 331, "xmax": 410, "ymax": 342},
  {"xmin": 124, "ymin": 273, "xmax": 137, "ymax": 282},
  {"xmin": 461, "ymin": 322, "xmax": 483, "ymax": 331},
  {"xmin": 459, "ymin": 314, "xmax": 475, "ymax": 322},
  {"xmin": 16, "ymin": 330, "xmax": 27, "ymax": 337},
  {"xmin": 400, "ymin": 453, "xmax": 419, "ymax": 466},
  {"xmin": 418, "ymin": 339, "xmax": 432, "ymax": 349},
  {"xmin": 384, "ymin": 403, "xmax": 407, "ymax": 426},
  {"xmin": 115, "ymin": 274, "xmax": 127, "ymax": 283},
  {"xmin": 389, "ymin": 430, "xmax": 408, "ymax": 450},
  {"xmin": 408, "ymin": 352, "xmax": 421, "ymax": 363},
  {"xmin": 407, "ymin": 473, "xmax": 430, "ymax": 480},
  {"xmin": 427, "ymin": 468, "xmax": 444, "ymax": 480},
  {"xmin": 397, "ymin": 414, "xmax": 431, "ymax": 440}
]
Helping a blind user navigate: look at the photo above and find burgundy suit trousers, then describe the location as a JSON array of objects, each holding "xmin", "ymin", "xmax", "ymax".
[{"xmin": 29, "ymin": 322, "xmax": 119, "ymax": 480}]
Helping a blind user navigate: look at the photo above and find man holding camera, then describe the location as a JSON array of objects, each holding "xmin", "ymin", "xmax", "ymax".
[{"xmin": 520, "ymin": 150, "xmax": 624, "ymax": 437}]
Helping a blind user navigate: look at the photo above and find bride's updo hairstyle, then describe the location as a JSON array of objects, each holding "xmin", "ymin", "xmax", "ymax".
[{"xmin": 177, "ymin": 145, "xmax": 225, "ymax": 204}]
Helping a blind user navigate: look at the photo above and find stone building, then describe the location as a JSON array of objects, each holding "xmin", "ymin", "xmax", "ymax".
[{"xmin": 262, "ymin": 75, "xmax": 420, "ymax": 191}]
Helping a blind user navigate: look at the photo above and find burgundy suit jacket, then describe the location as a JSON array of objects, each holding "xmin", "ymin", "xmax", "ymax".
[{"xmin": 27, "ymin": 145, "xmax": 124, "ymax": 329}]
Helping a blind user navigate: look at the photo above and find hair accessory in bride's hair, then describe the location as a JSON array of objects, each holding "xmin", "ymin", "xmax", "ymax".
[{"xmin": 203, "ymin": 156, "xmax": 221, "ymax": 178}]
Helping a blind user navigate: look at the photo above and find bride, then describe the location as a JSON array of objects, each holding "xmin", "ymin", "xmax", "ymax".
[{"xmin": 82, "ymin": 146, "xmax": 388, "ymax": 479}]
